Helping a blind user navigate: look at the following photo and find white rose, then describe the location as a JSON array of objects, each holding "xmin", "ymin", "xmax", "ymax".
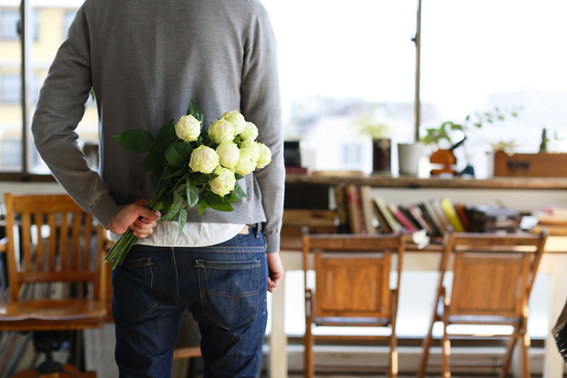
[
  {"xmin": 209, "ymin": 166, "xmax": 236, "ymax": 197},
  {"xmin": 239, "ymin": 121, "xmax": 259, "ymax": 141},
  {"xmin": 222, "ymin": 110, "xmax": 246, "ymax": 135},
  {"xmin": 235, "ymin": 148, "xmax": 259, "ymax": 176},
  {"xmin": 256, "ymin": 143, "xmax": 272, "ymax": 169},
  {"xmin": 174, "ymin": 115, "xmax": 201, "ymax": 142},
  {"xmin": 189, "ymin": 145, "xmax": 219, "ymax": 174},
  {"xmin": 216, "ymin": 142, "xmax": 240, "ymax": 169},
  {"xmin": 208, "ymin": 118, "xmax": 235, "ymax": 144},
  {"xmin": 239, "ymin": 140, "xmax": 260, "ymax": 159}
]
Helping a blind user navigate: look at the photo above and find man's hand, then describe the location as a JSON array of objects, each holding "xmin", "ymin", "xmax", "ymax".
[
  {"xmin": 266, "ymin": 253, "xmax": 284, "ymax": 292},
  {"xmin": 108, "ymin": 199, "xmax": 161, "ymax": 238}
]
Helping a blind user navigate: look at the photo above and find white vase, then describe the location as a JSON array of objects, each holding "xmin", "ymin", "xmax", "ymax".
[{"xmin": 398, "ymin": 142, "xmax": 424, "ymax": 176}]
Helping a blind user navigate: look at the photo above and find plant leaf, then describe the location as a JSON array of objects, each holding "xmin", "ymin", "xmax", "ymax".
[
  {"xmin": 230, "ymin": 182, "xmax": 248, "ymax": 202},
  {"xmin": 142, "ymin": 149, "xmax": 164, "ymax": 173},
  {"xmin": 165, "ymin": 140, "xmax": 192, "ymax": 168},
  {"xmin": 197, "ymin": 199, "xmax": 210, "ymax": 216},
  {"xmin": 156, "ymin": 120, "xmax": 176, "ymax": 149},
  {"xmin": 161, "ymin": 191, "xmax": 183, "ymax": 221},
  {"xmin": 186, "ymin": 176, "xmax": 200, "ymax": 208},
  {"xmin": 113, "ymin": 130, "xmax": 154, "ymax": 153},
  {"xmin": 177, "ymin": 208, "xmax": 187, "ymax": 235},
  {"xmin": 188, "ymin": 100, "xmax": 203, "ymax": 122},
  {"xmin": 203, "ymin": 189, "xmax": 234, "ymax": 212}
]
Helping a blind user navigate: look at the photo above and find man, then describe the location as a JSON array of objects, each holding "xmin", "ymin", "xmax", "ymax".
[{"xmin": 31, "ymin": 0, "xmax": 285, "ymax": 377}]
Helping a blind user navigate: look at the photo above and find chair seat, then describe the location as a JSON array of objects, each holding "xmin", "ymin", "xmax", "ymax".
[
  {"xmin": 314, "ymin": 316, "xmax": 391, "ymax": 327},
  {"xmin": 0, "ymin": 299, "xmax": 107, "ymax": 331},
  {"xmin": 447, "ymin": 314, "xmax": 520, "ymax": 325}
]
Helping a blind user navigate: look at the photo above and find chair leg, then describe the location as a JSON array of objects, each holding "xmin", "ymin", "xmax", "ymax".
[
  {"xmin": 501, "ymin": 330, "xmax": 518, "ymax": 378},
  {"xmin": 520, "ymin": 329, "xmax": 531, "ymax": 378},
  {"xmin": 441, "ymin": 317, "xmax": 451, "ymax": 378},
  {"xmin": 389, "ymin": 333, "xmax": 398, "ymax": 378},
  {"xmin": 418, "ymin": 312, "xmax": 439, "ymax": 378},
  {"xmin": 304, "ymin": 321, "xmax": 314, "ymax": 378}
]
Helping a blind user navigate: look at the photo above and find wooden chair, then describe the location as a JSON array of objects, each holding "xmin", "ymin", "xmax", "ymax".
[
  {"xmin": 417, "ymin": 230, "xmax": 548, "ymax": 378},
  {"xmin": 0, "ymin": 192, "xmax": 109, "ymax": 378},
  {"xmin": 302, "ymin": 231, "xmax": 406, "ymax": 378}
]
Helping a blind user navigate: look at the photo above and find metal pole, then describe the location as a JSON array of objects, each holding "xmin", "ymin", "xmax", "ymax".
[
  {"xmin": 20, "ymin": 0, "xmax": 32, "ymax": 178},
  {"xmin": 413, "ymin": 0, "xmax": 422, "ymax": 143}
]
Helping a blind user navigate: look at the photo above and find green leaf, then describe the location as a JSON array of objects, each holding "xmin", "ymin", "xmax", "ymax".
[
  {"xmin": 113, "ymin": 130, "xmax": 154, "ymax": 153},
  {"xmin": 156, "ymin": 120, "xmax": 176, "ymax": 149},
  {"xmin": 178, "ymin": 208, "xmax": 187, "ymax": 235},
  {"xmin": 142, "ymin": 149, "xmax": 164, "ymax": 173},
  {"xmin": 188, "ymin": 100, "xmax": 203, "ymax": 122},
  {"xmin": 165, "ymin": 140, "xmax": 192, "ymax": 168},
  {"xmin": 186, "ymin": 176, "xmax": 200, "ymax": 208},
  {"xmin": 193, "ymin": 172, "xmax": 214, "ymax": 185},
  {"xmin": 203, "ymin": 189, "xmax": 234, "ymax": 212},
  {"xmin": 232, "ymin": 182, "xmax": 248, "ymax": 201},
  {"xmin": 235, "ymin": 173, "xmax": 245, "ymax": 180},
  {"xmin": 149, "ymin": 173, "xmax": 161, "ymax": 188},
  {"xmin": 161, "ymin": 191, "xmax": 184, "ymax": 221},
  {"xmin": 197, "ymin": 199, "xmax": 210, "ymax": 216}
]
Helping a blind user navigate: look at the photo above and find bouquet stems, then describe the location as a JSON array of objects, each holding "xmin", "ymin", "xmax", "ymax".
[{"xmin": 105, "ymin": 195, "xmax": 162, "ymax": 270}]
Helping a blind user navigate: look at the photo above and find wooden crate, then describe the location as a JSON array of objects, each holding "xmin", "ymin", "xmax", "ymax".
[{"xmin": 493, "ymin": 151, "xmax": 567, "ymax": 177}]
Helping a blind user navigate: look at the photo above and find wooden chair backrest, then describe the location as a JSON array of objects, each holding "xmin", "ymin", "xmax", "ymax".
[
  {"xmin": 302, "ymin": 233, "xmax": 405, "ymax": 320},
  {"xmin": 442, "ymin": 231, "xmax": 547, "ymax": 319},
  {"xmin": 4, "ymin": 192, "xmax": 107, "ymax": 303}
]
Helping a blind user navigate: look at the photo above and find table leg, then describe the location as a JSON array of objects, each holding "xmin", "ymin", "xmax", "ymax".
[
  {"xmin": 544, "ymin": 253, "xmax": 567, "ymax": 378},
  {"xmin": 270, "ymin": 270, "xmax": 288, "ymax": 378}
]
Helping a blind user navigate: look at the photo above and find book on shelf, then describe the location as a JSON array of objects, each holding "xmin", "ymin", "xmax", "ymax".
[
  {"xmin": 406, "ymin": 204, "xmax": 435, "ymax": 235},
  {"xmin": 417, "ymin": 203, "xmax": 442, "ymax": 237},
  {"xmin": 535, "ymin": 208, "xmax": 567, "ymax": 235},
  {"xmin": 333, "ymin": 184, "xmax": 350, "ymax": 233},
  {"xmin": 373, "ymin": 196, "xmax": 401, "ymax": 233},
  {"xmin": 387, "ymin": 203, "xmax": 420, "ymax": 233},
  {"xmin": 422, "ymin": 201, "xmax": 446, "ymax": 236},
  {"xmin": 440, "ymin": 197, "xmax": 466, "ymax": 232},
  {"xmin": 453, "ymin": 203, "xmax": 472, "ymax": 231},
  {"xmin": 360, "ymin": 186, "xmax": 377, "ymax": 234},
  {"xmin": 345, "ymin": 184, "xmax": 366, "ymax": 234}
]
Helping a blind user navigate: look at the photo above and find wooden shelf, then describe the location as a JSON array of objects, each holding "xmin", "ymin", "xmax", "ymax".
[{"xmin": 285, "ymin": 174, "xmax": 567, "ymax": 190}]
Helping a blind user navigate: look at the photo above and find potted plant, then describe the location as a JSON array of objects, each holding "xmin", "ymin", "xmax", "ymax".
[
  {"xmin": 351, "ymin": 113, "xmax": 392, "ymax": 174},
  {"xmin": 421, "ymin": 106, "xmax": 521, "ymax": 176}
]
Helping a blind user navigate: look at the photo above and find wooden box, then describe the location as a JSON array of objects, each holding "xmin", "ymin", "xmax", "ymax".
[{"xmin": 493, "ymin": 151, "xmax": 567, "ymax": 177}]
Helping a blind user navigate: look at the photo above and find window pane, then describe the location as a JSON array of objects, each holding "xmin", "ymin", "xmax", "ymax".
[
  {"xmin": 0, "ymin": 9, "xmax": 19, "ymax": 40},
  {"xmin": 28, "ymin": 3, "xmax": 98, "ymax": 174},
  {"xmin": 263, "ymin": 0, "xmax": 417, "ymax": 174},
  {"xmin": 420, "ymin": 0, "xmax": 567, "ymax": 178},
  {"xmin": 0, "ymin": 7, "xmax": 22, "ymax": 172}
]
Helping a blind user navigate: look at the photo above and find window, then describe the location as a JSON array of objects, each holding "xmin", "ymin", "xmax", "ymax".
[
  {"xmin": 1, "ymin": 1, "xmax": 566, "ymax": 180},
  {"xmin": 419, "ymin": 0, "xmax": 567, "ymax": 177},
  {"xmin": 0, "ymin": 74, "xmax": 20, "ymax": 103},
  {"xmin": 0, "ymin": 9, "xmax": 19, "ymax": 40},
  {"xmin": 263, "ymin": 0, "xmax": 416, "ymax": 175},
  {"xmin": 0, "ymin": 2, "xmax": 97, "ymax": 176}
]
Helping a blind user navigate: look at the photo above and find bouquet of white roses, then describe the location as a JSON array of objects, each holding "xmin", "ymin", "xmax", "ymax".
[{"xmin": 104, "ymin": 100, "xmax": 271, "ymax": 269}]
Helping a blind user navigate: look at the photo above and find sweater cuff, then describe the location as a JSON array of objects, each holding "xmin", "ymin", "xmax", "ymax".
[
  {"xmin": 93, "ymin": 195, "xmax": 122, "ymax": 229},
  {"xmin": 264, "ymin": 231, "xmax": 280, "ymax": 253}
]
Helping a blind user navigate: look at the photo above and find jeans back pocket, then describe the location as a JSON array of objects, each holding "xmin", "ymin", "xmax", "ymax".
[
  {"xmin": 112, "ymin": 257, "xmax": 158, "ymax": 324},
  {"xmin": 195, "ymin": 259, "xmax": 261, "ymax": 331}
]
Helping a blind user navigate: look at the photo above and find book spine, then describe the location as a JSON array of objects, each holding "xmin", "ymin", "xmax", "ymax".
[{"xmin": 345, "ymin": 184, "xmax": 366, "ymax": 234}]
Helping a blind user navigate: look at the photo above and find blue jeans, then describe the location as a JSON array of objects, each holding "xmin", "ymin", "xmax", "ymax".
[{"xmin": 111, "ymin": 226, "xmax": 268, "ymax": 378}]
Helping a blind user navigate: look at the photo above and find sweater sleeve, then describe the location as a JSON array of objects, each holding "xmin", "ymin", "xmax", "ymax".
[
  {"xmin": 240, "ymin": 12, "xmax": 285, "ymax": 253},
  {"xmin": 31, "ymin": 6, "xmax": 121, "ymax": 227}
]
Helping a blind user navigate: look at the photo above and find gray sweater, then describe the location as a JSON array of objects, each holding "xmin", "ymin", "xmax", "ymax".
[{"xmin": 31, "ymin": 0, "xmax": 285, "ymax": 252}]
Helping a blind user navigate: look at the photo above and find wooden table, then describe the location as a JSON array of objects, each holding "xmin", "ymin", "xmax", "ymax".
[{"xmin": 268, "ymin": 236, "xmax": 567, "ymax": 378}]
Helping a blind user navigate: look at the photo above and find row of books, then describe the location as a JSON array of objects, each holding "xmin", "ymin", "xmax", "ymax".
[{"xmin": 335, "ymin": 184, "xmax": 521, "ymax": 243}]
